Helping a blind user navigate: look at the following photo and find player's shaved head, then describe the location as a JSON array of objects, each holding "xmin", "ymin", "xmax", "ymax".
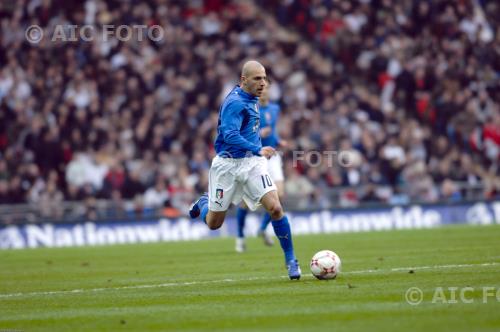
[
  {"xmin": 241, "ymin": 60, "xmax": 265, "ymax": 77},
  {"xmin": 240, "ymin": 60, "xmax": 267, "ymax": 97}
]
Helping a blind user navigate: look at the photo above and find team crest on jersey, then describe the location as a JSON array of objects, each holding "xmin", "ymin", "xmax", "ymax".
[{"xmin": 216, "ymin": 188, "xmax": 224, "ymax": 199}]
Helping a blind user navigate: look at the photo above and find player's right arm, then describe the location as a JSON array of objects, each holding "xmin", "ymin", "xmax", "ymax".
[
  {"xmin": 259, "ymin": 146, "xmax": 276, "ymax": 159},
  {"xmin": 220, "ymin": 100, "xmax": 262, "ymax": 156}
]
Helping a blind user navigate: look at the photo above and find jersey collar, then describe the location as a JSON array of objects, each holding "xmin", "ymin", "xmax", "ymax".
[{"xmin": 235, "ymin": 85, "xmax": 258, "ymax": 102}]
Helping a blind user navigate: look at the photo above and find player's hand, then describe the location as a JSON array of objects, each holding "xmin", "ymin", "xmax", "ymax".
[
  {"xmin": 259, "ymin": 146, "xmax": 276, "ymax": 159},
  {"xmin": 260, "ymin": 127, "xmax": 272, "ymax": 138}
]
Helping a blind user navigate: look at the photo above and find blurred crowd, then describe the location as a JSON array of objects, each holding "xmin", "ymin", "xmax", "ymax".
[{"xmin": 0, "ymin": 0, "xmax": 499, "ymax": 219}]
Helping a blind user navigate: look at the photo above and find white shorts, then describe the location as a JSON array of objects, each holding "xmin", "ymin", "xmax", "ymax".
[
  {"xmin": 267, "ymin": 153, "xmax": 284, "ymax": 182},
  {"xmin": 209, "ymin": 155, "xmax": 277, "ymax": 212}
]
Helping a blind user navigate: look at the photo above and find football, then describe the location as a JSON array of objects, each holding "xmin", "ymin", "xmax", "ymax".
[{"xmin": 310, "ymin": 250, "xmax": 341, "ymax": 280}]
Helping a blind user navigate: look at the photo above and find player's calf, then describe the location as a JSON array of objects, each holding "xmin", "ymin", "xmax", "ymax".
[{"xmin": 260, "ymin": 191, "xmax": 301, "ymax": 280}]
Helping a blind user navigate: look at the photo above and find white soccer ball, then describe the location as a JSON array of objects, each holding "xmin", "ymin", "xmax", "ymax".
[{"xmin": 310, "ymin": 250, "xmax": 341, "ymax": 280}]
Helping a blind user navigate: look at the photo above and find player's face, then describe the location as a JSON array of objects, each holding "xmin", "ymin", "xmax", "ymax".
[{"xmin": 242, "ymin": 68, "xmax": 267, "ymax": 97}]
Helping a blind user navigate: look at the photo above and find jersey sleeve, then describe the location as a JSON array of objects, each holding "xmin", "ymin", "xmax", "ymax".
[{"xmin": 220, "ymin": 100, "xmax": 262, "ymax": 155}]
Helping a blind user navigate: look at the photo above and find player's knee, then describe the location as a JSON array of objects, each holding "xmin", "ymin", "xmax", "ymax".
[
  {"xmin": 268, "ymin": 203, "xmax": 283, "ymax": 220},
  {"xmin": 206, "ymin": 214, "xmax": 225, "ymax": 230},
  {"xmin": 207, "ymin": 222, "xmax": 221, "ymax": 230},
  {"xmin": 207, "ymin": 219, "xmax": 222, "ymax": 230}
]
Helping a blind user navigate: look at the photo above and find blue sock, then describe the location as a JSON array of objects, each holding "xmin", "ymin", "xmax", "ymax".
[
  {"xmin": 236, "ymin": 207, "xmax": 248, "ymax": 238},
  {"xmin": 271, "ymin": 215, "xmax": 296, "ymax": 263},
  {"xmin": 259, "ymin": 213, "xmax": 272, "ymax": 232}
]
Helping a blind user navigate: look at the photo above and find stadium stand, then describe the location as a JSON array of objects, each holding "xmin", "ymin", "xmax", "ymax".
[{"xmin": 0, "ymin": 0, "xmax": 498, "ymax": 223}]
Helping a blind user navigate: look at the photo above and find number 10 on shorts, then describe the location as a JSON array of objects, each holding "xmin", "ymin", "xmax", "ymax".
[{"xmin": 261, "ymin": 175, "xmax": 273, "ymax": 189}]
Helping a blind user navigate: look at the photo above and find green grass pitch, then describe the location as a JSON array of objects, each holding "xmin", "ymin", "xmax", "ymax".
[{"xmin": 1, "ymin": 224, "xmax": 500, "ymax": 331}]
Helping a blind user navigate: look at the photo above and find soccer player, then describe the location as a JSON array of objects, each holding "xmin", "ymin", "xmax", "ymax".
[
  {"xmin": 234, "ymin": 84, "xmax": 286, "ymax": 253},
  {"xmin": 189, "ymin": 60, "xmax": 301, "ymax": 280}
]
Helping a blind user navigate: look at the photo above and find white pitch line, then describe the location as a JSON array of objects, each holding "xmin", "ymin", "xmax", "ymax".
[
  {"xmin": 0, "ymin": 276, "xmax": 274, "ymax": 299},
  {"xmin": 389, "ymin": 262, "xmax": 500, "ymax": 272},
  {"xmin": 344, "ymin": 262, "xmax": 500, "ymax": 274},
  {"xmin": 0, "ymin": 262, "xmax": 498, "ymax": 299}
]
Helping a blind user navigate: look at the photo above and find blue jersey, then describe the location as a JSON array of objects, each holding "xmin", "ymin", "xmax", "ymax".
[
  {"xmin": 214, "ymin": 86, "xmax": 262, "ymax": 158},
  {"xmin": 259, "ymin": 102, "xmax": 281, "ymax": 148}
]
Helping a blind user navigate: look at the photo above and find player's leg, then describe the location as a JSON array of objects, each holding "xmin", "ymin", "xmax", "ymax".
[
  {"xmin": 243, "ymin": 158, "xmax": 300, "ymax": 279},
  {"xmin": 205, "ymin": 210, "xmax": 226, "ymax": 230},
  {"xmin": 189, "ymin": 156, "xmax": 234, "ymax": 230},
  {"xmin": 259, "ymin": 190, "xmax": 301, "ymax": 280},
  {"xmin": 259, "ymin": 190, "xmax": 293, "ymax": 259},
  {"xmin": 189, "ymin": 194, "xmax": 227, "ymax": 230},
  {"xmin": 258, "ymin": 180, "xmax": 283, "ymax": 239},
  {"xmin": 258, "ymin": 154, "xmax": 285, "ymax": 245},
  {"xmin": 235, "ymin": 202, "xmax": 248, "ymax": 253}
]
